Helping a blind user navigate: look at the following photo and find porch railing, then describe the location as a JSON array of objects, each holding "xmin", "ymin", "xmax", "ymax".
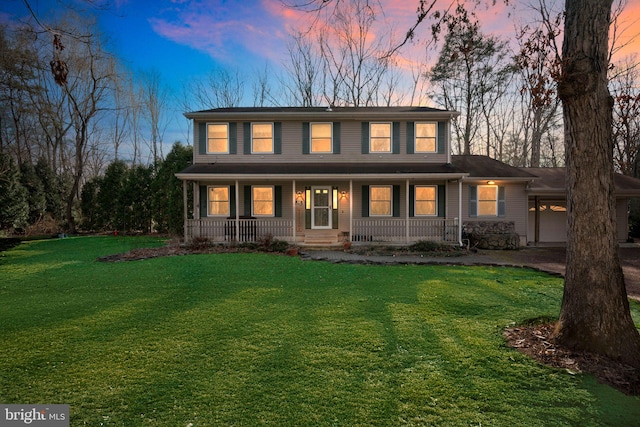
[
  {"xmin": 352, "ymin": 218, "xmax": 459, "ymax": 243},
  {"xmin": 186, "ymin": 218, "xmax": 294, "ymax": 243},
  {"xmin": 186, "ymin": 218, "xmax": 459, "ymax": 244}
]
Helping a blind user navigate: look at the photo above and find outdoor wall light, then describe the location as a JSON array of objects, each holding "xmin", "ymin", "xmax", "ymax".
[
  {"xmin": 340, "ymin": 190, "xmax": 348, "ymax": 200},
  {"xmin": 295, "ymin": 191, "xmax": 304, "ymax": 205}
]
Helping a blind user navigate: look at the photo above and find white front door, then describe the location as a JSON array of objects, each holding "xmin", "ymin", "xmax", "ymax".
[{"xmin": 312, "ymin": 187, "xmax": 332, "ymax": 229}]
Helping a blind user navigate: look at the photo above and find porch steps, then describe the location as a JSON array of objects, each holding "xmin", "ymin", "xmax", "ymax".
[{"xmin": 303, "ymin": 231, "xmax": 340, "ymax": 245}]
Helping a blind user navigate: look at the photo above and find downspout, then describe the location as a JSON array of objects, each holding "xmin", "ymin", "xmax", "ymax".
[
  {"xmin": 235, "ymin": 179, "xmax": 240, "ymax": 241},
  {"xmin": 293, "ymin": 179, "xmax": 297, "ymax": 244},
  {"xmin": 458, "ymin": 177, "xmax": 463, "ymax": 246},
  {"xmin": 183, "ymin": 180, "xmax": 188, "ymax": 242},
  {"xmin": 349, "ymin": 179, "xmax": 353, "ymax": 242},
  {"xmin": 406, "ymin": 179, "xmax": 410, "ymax": 243}
]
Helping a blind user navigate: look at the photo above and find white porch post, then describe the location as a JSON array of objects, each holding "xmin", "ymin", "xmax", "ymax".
[
  {"xmin": 183, "ymin": 180, "xmax": 188, "ymax": 241},
  {"xmin": 405, "ymin": 179, "xmax": 410, "ymax": 243},
  {"xmin": 349, "ymin": 180, "xmax": 353, "ymax": 241},
  {"xmin": 235, "ymin": 180, "xmax": 240, "ymax": 241},
  {"xmin": 458, "ymin": 178, "xmax": 463, "ymax": 245},
  {"xmin": 292, "ymin": 179, "xmax": 297, "ymax": 244}
]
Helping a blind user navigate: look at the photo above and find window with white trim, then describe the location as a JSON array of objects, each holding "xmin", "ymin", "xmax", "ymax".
[
  {"xmin": 370, "ymin": 123, "xmax": 392, "ymax": 153},
  {"xmin": 252, "ymin": 123, "xmax": 274, "ymax": 153},
  {"xmin": 252, "ymin": 186, "xmax": 274, "ymax": 216},
  {"xmin": 311, "ymin": 122, "xmax": 332, "ymax": 153},
  {"xmin": 208, "ymin": 186, "xmax": 230, "ymax": 216},
  {"xmin": 415, "ymin": 185, "xmax": 437, "ymax": 216},
  {"xmin": 207, "ymin": 123, "xmax": 229, "ymax": 153},
  {"xmin": 415, "ymin": 123, "xmax": 437, "ymax": 153},
  {"xmin": 478, "ymin": 185, "xmax": 498, "ymax": 216},
  {"xmin": 370, "ymin": 185, "xmax": 392, "ymax": 216}
]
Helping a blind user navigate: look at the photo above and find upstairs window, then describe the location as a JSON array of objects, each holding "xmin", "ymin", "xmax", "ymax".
[
  {"xmin": 311, "ymin": 123, "xmax": 333, "ymax": 153},
  {"xmin": 415, "ymin": 123, "xmax": 437, "ymax": 153},
  {"xmin": 208, "ymin": 186, "xmax": 230, "ymax": 216},
  {"xmin": 415, "ymin": 185, "xmax": 437, "ymax": 216},
  {"xmin": 370, "ymin": 123, "xmax": 392, "ymax": 153},
  {"xmin": 252, "ymin": 123, "xmax": 273, "ymax": 153},
  {"xmin": 207, "ymin": 124, "xmax": 229, "ymax": 153},
  {"xmin": 370, "ymin": 185, "xmax": 392, "ymax": 216},
  {"xmin": 252, "ymin": 186, "xmax": 274, "ymax": 216}
]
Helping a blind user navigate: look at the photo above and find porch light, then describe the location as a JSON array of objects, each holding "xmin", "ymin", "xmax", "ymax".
[
  {"xmin": 487, "ymin": 180, "xmax": 496, "ymax": 185},
  {"xmin": 295, "ymin": 191, "xmax": 304, "ymax": 204},
  {"xmin": 340, "ymin": 190, "xmax": 348, "ymax": 200}
]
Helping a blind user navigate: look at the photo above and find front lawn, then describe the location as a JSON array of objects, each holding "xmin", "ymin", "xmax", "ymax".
[{"xmin": 1, "ymin": 236, "xmax": 638, "ymax": 426}]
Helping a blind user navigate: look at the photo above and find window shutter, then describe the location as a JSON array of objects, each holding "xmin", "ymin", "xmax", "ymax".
[
  {"xmin": 229, "ymin": 123, "xmax": 237, "ymax": 154},
  {"xmin": 274, "ymin": 122, "xmax": 282, "ymax": 154},
  {"xmin": 392, "ymin": 122, "xmax": 400, "ymax": 154},
  {"xmin": 244, "ymin": 185, "xmax": 251, "ymax": 216},
  {"xmin": 393, "ymin": 185, "xmax": 400, "ymax": 217},
  {"xmin": 437, "ymin": 185, "xmax": 446, "ymax": 218},
  {"xmin": 332, "ymin": 186, "xmax": 338, "ymax": 229},
  {"xmin": 409, "ymin": 185, "xmax": 415, "ymax": 217},
  {"xmin": 406, "ymin": 122, "xmax": 415, "ymax": 154},
  {"xmin": 333, "ymin": 122, "xmax": 341, "ymax": 154},
  {"xmin": 437, "ymin": 122, "xmax": 446, "ymax": 154},
  {"xmin": 243, "ymin": 122, "xmax": 251, "ymax": 154},
  {"xmin": 200, "ymin": 185, "xmax": 208, "ymax": 217},
  {"xmin": 304, "ymin": 186, "xmax": 311, "ymax": 229},
  {"xmin": 274, "ymin": 185, "xmax": 282, "ymax": 217},
  {"xmin": 198, "ymin": 122, "xmax": 206, "ymax": 155},
  {"xmin": 469, "ymin": 185, "xmax": 478, "ymax": 217},
  {"xmin": 498, "ymin": 186, "xmax": 506, "ymax": 217},
  {"xmin": 302, "ymin": 122, "xmax": 310, "ymax": 154},
  {"xmin": 361, "ymin": 185, "xmax": 369, "ymax": 217},
  {"xmin": 361, "ymin": 122, "xmax": 369, "ymax": 154},
  {"xmin": 230, "ymin": 186, "xmax": 236, "ymax": 217}
]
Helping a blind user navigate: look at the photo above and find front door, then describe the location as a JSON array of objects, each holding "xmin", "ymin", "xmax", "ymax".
[{"xmin": 312, "ymin": 186, "xmax": 332, "ymax": 229}]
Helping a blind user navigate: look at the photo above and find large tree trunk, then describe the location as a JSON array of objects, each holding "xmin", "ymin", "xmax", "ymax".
[{"xmin": 554, "ymin": 0, "xmax": 640, "ymax": 368}]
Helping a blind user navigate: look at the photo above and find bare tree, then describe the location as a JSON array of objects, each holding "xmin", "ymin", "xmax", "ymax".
[
  {"xmin": 610, "ymin": 56, "xmax": 640, "ymax": 176},
  {"xmin": 139, "ymin": 69, "xmax": 169, "ymax": 162},
  {"xmin": 554, "ymin": 0, "xmax": 640, "ymax": 367}
]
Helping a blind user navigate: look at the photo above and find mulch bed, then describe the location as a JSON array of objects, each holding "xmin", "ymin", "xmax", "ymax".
[{"xmin": 504, "ymin": 323, "xmax": 640, "ymax": 396}]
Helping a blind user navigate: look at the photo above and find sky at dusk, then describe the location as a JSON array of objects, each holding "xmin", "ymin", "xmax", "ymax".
[{"xmin": 2, "ymin": 0, "xmax": 639, "ymax": 151}]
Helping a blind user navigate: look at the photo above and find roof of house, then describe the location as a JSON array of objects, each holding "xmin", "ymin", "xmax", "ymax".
[
  {"xmin": 184, "ymin": 106, "xmax": 460, "ymax": 121},
  {"xmin": 177, "ymin": 155, "xmax": 537, "ymax": 181},
  {"xmin": 523, "ymin": 167, "xmax": 640, "ymax": 197}
]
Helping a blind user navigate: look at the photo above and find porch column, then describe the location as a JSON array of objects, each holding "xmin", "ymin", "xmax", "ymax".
[
  {"xmin": 534, "ymin": 196, "xmax": 540, "ymax": 245},
  {"xmin": 405, "ymin": 179, "xmax": 410, "ymax": 243},
  {"xmin": 235, "ymin": 180, "xmax": 240, "ymax": 241},
  {"xmin": 183, "ymin": 180, "xmax": 188, "ymax": 241},
  {"xmin": 292, "ymin": 179, "xmax": 297, "ymax": 244},
  {"xmin": 458, "ymin": 178, "xmax": 463, "ymax": 245},
  {"xmin": 349, "ymin": 180, "xmax": 353, "ymax": 242}
]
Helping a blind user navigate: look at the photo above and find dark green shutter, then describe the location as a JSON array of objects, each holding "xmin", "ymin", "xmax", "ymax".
[
  {"xmin": 229, "ymin": 123, "xmax": 237, "ymax": 154},
  {"xmin": 393, "ymin": 185, "xmax": 400, "ymax": 217},
  {"xmin": 275, "ymin": 186, "xmax": 282, "ymax": 217},
  {"xmin": 361, "ymin": 185, "xmax": 369, "ymax": 217},
  {"xmin": 243, "ymin": 122, "xmax": 251, "ymax": 154},
  {"xmin": 409, "ymin": 185, "xmax": 415, "ymax": 217},
  {"xmin": 274, "ymin": 122, "xmax": 282, "ymax": 154},
  {"xmin": 200, "ymin": 185, "xmax": 208, "ymax": 217},
  {"xmin": 361, "ymin": 122, "xmax": 369, "ymax": 154},
  {"xmin": 498, "ymin": 186, "xmax": 506, "ymax": 217},
  {"xmin": 304, "ymin": 186, "xmax": 311, "ymax": 229},
  {"xmin": 437, "ymin": 122, "xmax": 446, "ymax": 154},
  {"xmin": 437, "ymin": 185, "xmax": 446, "ymax": 217},
  {"xmin": 392, "ymin": 122, "xmax": 400, "ymax": 154},
  {"xmin": 229, "ymin": 186, "xmax": 236, "ymax": 217},
  {"xmin": 406, "ymin": 122, "xmax": 415, "ymax": 154},
  {"xmin": 333, "ymin": 122, "xmax": 341, "ymax": 154},
  {"xmin": 469, "ymin": 185, "xmax": 477, "ymax": 217},
  {"xmin": 332, "ymin": 186, "xmax": 338, "ymax": 229},
  {"xmin": 302, "ymin": 122, "xmax": 310, "ymax": 154},
  {"xmin": 244, "ymin": 185, "xmax": 251, "ymax": 216},
  {"xmin": 198, "ymin": 123, "xmax": 206, "ymax": 154}
]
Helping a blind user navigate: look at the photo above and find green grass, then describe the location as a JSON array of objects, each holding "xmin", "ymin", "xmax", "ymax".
[{"xmin": 1, "ymin": 236, "xmax": 639, "ymax": 426}]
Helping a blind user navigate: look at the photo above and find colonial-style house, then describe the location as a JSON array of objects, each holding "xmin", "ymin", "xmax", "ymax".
[{"xmin": 176, "ymin": 107, "xmax": 640, "ymax": 247}]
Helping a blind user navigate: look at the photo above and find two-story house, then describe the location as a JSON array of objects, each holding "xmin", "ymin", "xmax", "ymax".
[
  {"xmin": 176, "ymin": 106, "xmax": 540, "ymax": 246},
  {"xmin": 176, "ymin": 106, "xmax": 640, "ymax": 246}
]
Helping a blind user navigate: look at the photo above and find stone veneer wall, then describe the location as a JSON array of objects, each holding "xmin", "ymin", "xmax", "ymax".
[{"xmin": 462, "ymin": 221, "xmax": 520, "ymax": 250}]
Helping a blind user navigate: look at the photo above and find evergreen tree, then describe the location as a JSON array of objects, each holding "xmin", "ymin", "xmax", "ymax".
[
  {"xmin": 19, "ymin": 162, "xmax": 47, "ymax": 224},
  {"xmin": 153, "ymin": 142, "xmax": 192, "ymax": 235},
  {"xmin": 123, "ymin": 164, "xmax": 154, "ymax": 233},
  {"xmin": 0, "ymin": 153, "xmax": 28, "ymax": 231},
  {"xmin": 96, "ymin": 160, "xmax": 128, "ymax": 231}
]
